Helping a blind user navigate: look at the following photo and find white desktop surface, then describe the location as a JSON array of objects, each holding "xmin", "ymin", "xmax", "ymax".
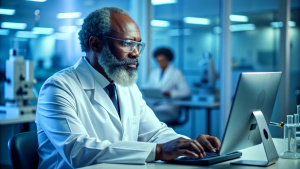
[
  {"xmin": 78, "ymin": 138, "xmax": 300, "ymax": 169},
  {"xmin": 0, "ymin": 113, "xmax": 36, "ymax": 125}
]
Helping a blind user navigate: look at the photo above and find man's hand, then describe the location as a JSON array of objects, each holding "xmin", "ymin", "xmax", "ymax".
[
  {"xmin": 195, "ymin": 134, "xmax": 221, "ymax": 152},
  {"xmin": 155, "ymin": 137, "xmax": 206, "ymax": 161},
  {"xmin": 162, "ymin": 91, "xmax": 170, "ymax": 97}
]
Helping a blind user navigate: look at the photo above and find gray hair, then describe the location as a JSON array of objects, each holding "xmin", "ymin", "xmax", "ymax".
[{"xmin": 78, "ymin": 7, "xmax": 129, "ymax": 52}]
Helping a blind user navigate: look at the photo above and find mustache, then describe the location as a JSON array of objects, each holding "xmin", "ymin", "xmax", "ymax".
[{"xmin": 113, "ymin": 59, "xmax": 139, "ymax": 67}]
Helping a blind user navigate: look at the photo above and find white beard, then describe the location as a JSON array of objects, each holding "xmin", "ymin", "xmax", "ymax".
[{"xmin": 98, "ymin": 43, "xmax": 138, "ymax": 86}]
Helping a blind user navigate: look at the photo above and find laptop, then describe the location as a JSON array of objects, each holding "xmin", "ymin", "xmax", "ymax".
[
  {"xmin": 140, "ymin": 88, "xmax": 165, "ymax": 99},
  {"xmin": 166, "ymin": 72, "xmax": 281, "ymax": 165}
]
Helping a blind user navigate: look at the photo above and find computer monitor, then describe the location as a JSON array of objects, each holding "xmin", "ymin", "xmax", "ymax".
[{"xmin": 219, "ymin": 72, "xmax": 282, "ymax": 166}]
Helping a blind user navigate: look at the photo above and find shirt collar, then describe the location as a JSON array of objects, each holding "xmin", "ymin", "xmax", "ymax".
[{"xmin": 83, "ymin": 57, "xmax": 110, "ymax": 88}]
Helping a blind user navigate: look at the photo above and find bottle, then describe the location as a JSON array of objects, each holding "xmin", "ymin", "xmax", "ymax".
[
  {"xmin": 281, "ymin": 115, "xmax": 297, "ymax": 158},
  {"xmin": 295, "ymin": 114, "xmax": 300, "ymax": 158}
]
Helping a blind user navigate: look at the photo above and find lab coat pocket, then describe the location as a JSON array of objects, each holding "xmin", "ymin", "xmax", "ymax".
[{"xmin": 126, "ymin": 115, "xmax": 140, "ymax": 141}]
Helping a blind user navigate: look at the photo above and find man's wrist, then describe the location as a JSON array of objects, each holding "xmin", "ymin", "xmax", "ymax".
[{"xmin": 155, "ymin": 144, "xmax": 162, "ymax": 160}]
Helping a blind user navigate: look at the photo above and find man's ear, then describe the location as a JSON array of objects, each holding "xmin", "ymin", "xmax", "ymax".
[{"xmin": 89, "ymin": 36, "xmax": 103, "ymax": 53}]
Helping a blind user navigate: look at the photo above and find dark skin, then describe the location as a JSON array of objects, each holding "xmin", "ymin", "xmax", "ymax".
[
  {"xmin": 85, "ymin": 12, "xmax": 221, "ymax": 161},
  {"xmin": 155, "ymin": 54, "xmax": 171, "ymax": 97}
]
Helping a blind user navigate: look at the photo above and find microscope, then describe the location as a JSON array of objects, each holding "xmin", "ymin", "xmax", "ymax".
[
  {"xmin": 193, "ymin": 52, "xmax": 219, "ymax": 102},
  {"xmin": 0, "ymin": 49, "xmax": 37, "ymax": 117}
]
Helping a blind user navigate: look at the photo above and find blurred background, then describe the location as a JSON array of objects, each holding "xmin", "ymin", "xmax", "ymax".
[{"xmin": 0, "ymin": 0, "xmax": 299, "ymax": 141}]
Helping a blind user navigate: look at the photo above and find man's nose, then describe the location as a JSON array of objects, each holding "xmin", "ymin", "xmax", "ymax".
[{"xmin": 129, "ymin": 47, "xmax": 140, "ymax": 59}]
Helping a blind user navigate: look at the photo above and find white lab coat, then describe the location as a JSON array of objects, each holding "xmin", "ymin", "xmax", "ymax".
[
  {"xmin": 146, "ymin": 65, "xmax": 191, "ymax": 122},
  {"xmin": 35, "ymin": 57, "xmax": 183, "ymax": 169}
]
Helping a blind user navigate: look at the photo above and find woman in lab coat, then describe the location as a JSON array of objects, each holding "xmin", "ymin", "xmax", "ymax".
[{"xmin": 147, "ymin": 47, "xmax": 191, "ymax": 124}]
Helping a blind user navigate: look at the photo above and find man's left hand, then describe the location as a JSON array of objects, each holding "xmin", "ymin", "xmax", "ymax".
[
  {"xmin": 195, "ymin": 134, "xmax": 221, "ymax": 152},
  {"xmin": 162, "ymin": 91, "xmax": 171, "ymax": 97}
]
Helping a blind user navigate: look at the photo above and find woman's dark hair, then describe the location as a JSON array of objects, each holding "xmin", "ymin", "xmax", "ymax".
[{"xmin": 153, "ymin": 47, "xmax": 174, "ymax": 61}]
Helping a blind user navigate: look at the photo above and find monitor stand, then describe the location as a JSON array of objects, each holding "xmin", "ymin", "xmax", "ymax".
[{"xmin": 231, "ymin": 111, "xmax": 279, "ymax": 167}]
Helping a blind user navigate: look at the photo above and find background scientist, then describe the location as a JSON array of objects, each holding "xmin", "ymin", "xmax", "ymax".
[{"xmin": 147, "ymin": 47, "xmax": 191, "ymax": 124}]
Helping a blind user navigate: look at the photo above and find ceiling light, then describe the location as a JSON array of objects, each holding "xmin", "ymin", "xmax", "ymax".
[
  {"xmin": 152, "ymin": 0, "xmax": 177, "ymax": 5},
  {"xmin": 151, "ymin": 20, "xmax": 170, "ymax": 27},
  {"xmin": 32, "ymin": 27, "xmax": 54, "ymax": 35},
  {"xmin": 230, "ymin": 24, "xmax": 256, "ymax": 32},
  {"xmin": 230, "ymin": 15, "xmax": 248, "ymax": 22},
  {"xmin": 0, "ymin": 8, "xmax": 15, "ymax": 15},
  {"xmin": 26, "ymin": 0, "xmax": 47, "ymax": 2},
  {"xmin": 59, "ymin": 26, "xmax": 77, "ymax": 33},
  {"xmin": 1, "ymin": 22, "xmax": 27, "ymax": 30},
  {"xmin": 183, "ymin": 17, "xmax": 210, "ymax": 25},
  {"xmin": 16, "ymin": 31, "xmax": 38, "ymax": 38},
  {"xmin": 271, "ymin": 21, "xmax": 296, "ymax": 28},
  {"xmin": 0, "ymin": 29, "xmax": 10, "ymax": 35},
  {"xmin": 57, "ymin": 12, "xmax": 81, "ymax": 19}
]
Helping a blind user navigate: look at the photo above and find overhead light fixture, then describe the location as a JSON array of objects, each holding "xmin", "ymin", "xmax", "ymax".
[
  {"xmin": 230, "ymin": 24, "xmax": 256, "ymax": 32},
  {"xmin": 271, "ymin": 21, "xmax": 296, "ymax": 28},
  {"xmin": 0, "ymin": 29, "xmax": 10, "ymax": 35},
  {"xmin": 230, "ymin": 15, "xmax": 249, "ymax": 22},
  {"xmin": 183, "ymin": 17, "xmax": 210, "ymax": 25},
  {"xmin": 213, "ymin": 24, "xmax": 256, "ymax": 33},
  {"xmin": 57, "ymin": 12, "xmax": 81, "ymax": 19},
  {"xmin": 59, "ymin": 26, "xmax": 77, "ymax": 33},
  {"xmin": 16, "ymin": 31, "xmax": 38, "ymax": 38},
  {"xmin": 151, "ymin": 20, "xmax": 170, "ymax": 27},
  {"xmin": 26, "ymin": 0, "xmax": 47, "ymax": 2},
  {"xmin": 32, "ymin": 27, "xmax": 54, "ymax": 35},
  {"xmin": 152, "ymin": 0, "xmax": 177, "ymax": 5},
  {"xmin": 0, "ymin": 8, "xmax": 15, "ymax": 15},
  {"xmin": 1, "ymin": 22, "xmax": 27, "ymax": 30}
]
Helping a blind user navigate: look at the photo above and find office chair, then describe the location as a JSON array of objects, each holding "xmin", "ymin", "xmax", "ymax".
[
  {"xmin": 8, "ymin": 131, "xmax": 39, "ymax": 169},
  {"xmin": 166, "ymin": 108, "xmax": 189, "ymax": 127}
]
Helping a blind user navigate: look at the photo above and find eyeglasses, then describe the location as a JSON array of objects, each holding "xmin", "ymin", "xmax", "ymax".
[{"xmin": 103, "ymin": 36, "xmax": 146, "ymax": 55}]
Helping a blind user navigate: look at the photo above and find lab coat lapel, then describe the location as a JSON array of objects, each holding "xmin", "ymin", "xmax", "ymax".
[
  {"xmin": 74, "ymin": 57, "xmax": 122, "ymax": 126},
  {"xmin": 116, "ymin": 84, "xmax": 132, "ymax": 128},
  {"xmin": 74, "ymin": 57, "xmax": 94, "ymax": 90},
  {"xmin": 93, "ymin": 82, "xmax": 122, "ymax": 124}
]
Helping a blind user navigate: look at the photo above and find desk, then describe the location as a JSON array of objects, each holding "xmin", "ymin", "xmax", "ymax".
[
  {"xmin": 172, "ymin": 100, "xmax": 219, "ymax": 137},
  {"xmin": 0, "ymin": 114, "xmax": 36, "ymax": 165},
  {"xmin": 79, "ymin": 138, "xmax": 299, "ymax": 169},
  {"xmin": 145, "ymin": 98, "xmax": 219, "ymax": 137}
]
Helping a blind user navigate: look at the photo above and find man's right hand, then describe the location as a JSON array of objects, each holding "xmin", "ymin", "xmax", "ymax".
[{"xmin": 155, "ymin": 137, "xmax": 206, "ymax": 161}]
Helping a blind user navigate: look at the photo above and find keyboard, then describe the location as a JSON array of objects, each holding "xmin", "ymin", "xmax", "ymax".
[
  {"xmin": 166, "ymin": 151, "xmax": 242, "ymax": 165},
  {"xmin": 180, "ymin": 152, "xmax": 219, "ymax": 160}
]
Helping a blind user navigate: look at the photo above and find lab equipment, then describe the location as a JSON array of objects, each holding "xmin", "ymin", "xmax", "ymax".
[
  {"xmin": 193, "ymin": 52, "xmax": 219, "ymax": 102},
  {"xmin": 295, "ymin": 114, "xmax": 300, "ymax": 157},
  {"xmin": 280, "ymin": 115, "xmax": 297, "ymax": 159},
  {"xmin": 0, "ymin": 49, "xmax": 37, "ymax": 117},
  {"xmin": 269, "ymin": 121, "xmax": 285, "ymax": 128}
]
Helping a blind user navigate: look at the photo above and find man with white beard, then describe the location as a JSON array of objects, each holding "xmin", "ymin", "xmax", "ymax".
[{"xmin": 35, "ymin": 7, "xmax": 220, "ymax": 169}]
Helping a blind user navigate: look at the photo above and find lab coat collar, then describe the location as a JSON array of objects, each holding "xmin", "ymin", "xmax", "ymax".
[
  {"xmin": 74, "ymin": 57, "xmax": 122, "ymax": 126},
  {"xmin": 73, "ymin": 56, "xmax": 94, "ymax": 90}
]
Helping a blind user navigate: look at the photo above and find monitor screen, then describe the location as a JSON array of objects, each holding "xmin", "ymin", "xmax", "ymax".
[{"xmin": 220, "ymin": 72, "xmax": 281, "ymax": 156}]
